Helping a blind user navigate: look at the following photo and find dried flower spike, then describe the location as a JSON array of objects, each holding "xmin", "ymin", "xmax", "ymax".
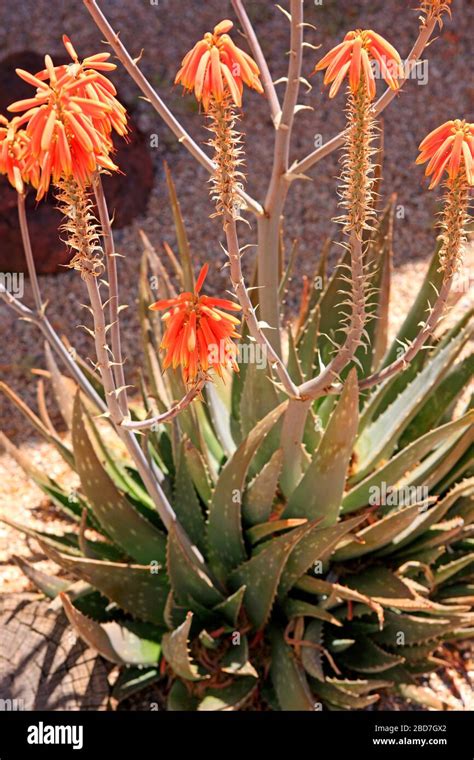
[
  {"xmin": 418, "ymin": 1, "xmax": 453, "ymax": 29},
  {"xmin": 150, "ymin": 263, "xmax": 241, "ymax": 385},
  {"xmin": 416, "ymin": 119, "xmax": 474, "ymax": 189},
  {"xmin": 175, "ymin": 19, "xmax": 263, "ymax": 111},
  {"xmin": 314, "ymin": 29, "xmax": 402, "ymax": 99}
]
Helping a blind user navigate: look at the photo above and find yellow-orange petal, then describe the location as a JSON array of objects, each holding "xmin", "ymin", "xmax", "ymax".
[
  {"xmin": 194, "ymin": 50, "xmax": 211, "ymax": 102},
  {"xmin": 210, "ymin": 47, "xmax": 224, "ymax": 102},
  {"xmin": 360, "ymin": 48, "xmax": 376, "ymax": 99},
  {"xmin": 328, "ymin": 60, "xmax": 350, "ymax": 98},
  {"xmin": 418, "ymin": 121, "xmax": 454, "ymax": 152},
  {"xmin": 315, "ymin": 40, "xmax": 349, "ymax": 72},
  {"xmin": 349, "ymin": 38, "xmax": 362, "ymax": 93},
  {"xmin": 214, "ymin": 19, "xmax": 233, "ymax": 35},
  {"xmin": 366, "ymin": 30, "xmax": 402, "ymax": 66}
]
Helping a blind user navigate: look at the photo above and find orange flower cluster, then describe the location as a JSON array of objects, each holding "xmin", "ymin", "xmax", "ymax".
[
  {"xmin": 2, "ymin": 36, "xmax": 127, "ymax": 199},
  {"xmin": 417, "ymin": 119, "xmax": 474, "ymax": 189},
  {"xmin": 150, "ymin": 264, "xmax": 241, "ymax": 383},
  {"xmin": 314, "ymin": 29, "xmax": 402, "ymax": 99},
  {"xmin": 175, "ymin": 19, "xmax": 263, "ymax": 110}
]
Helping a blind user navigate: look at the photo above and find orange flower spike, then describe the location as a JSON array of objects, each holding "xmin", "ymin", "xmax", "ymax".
[
  {"xmin": 150, "ymin": 263, "xmax": 241, "ymax": 384},
  {"xmin": 417, "ymin": 119, "xmax": 474, "ymax": 189},
  {"xmin": 175, "ymin": 20, "xmax": 263, "ymax": 110},
  {"xmin": 314, "ymin": 29, "xmax": 402, "ymax": 99}
]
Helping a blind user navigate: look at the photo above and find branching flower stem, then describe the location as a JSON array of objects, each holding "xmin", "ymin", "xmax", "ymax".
[
  {"xmin": 121, "ymin": 379, "xmax": 206, "ymax": 430},
  {"xmin": 224, "ymin": 214, "xmax": 300, "ymax": 399},
  {"xmin": 92, "ymin": 173, "xmax": 128, "ymax": 417},
  {"xmin": 230, "ymin": 0, "xmax": 281, "ymax": 126},
  {"xmin": 82, "ymin": 0, "xmax": 263, "ymax": 218}
]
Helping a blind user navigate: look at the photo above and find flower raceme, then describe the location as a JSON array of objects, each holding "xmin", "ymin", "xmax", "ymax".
[
  {"xmin": 314, "ymin": 29, "xmax": 402, "ymax": 99},
  {"xmin": 416, "ymin": 119, "xmax": 474, "ymax": 189},
  {"xmin": 150, "ymin": 263, "xmax": 241, "ymax": 384},
  {"xmin": 175, "ymin": 19, "xmax": 263, "ymax": 111},
  {"xmin": 5, "ymin": 36, "xmax": 127, "ymax": 199}
]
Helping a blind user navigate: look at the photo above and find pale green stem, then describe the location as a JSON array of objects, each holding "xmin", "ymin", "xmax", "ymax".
[
  {"xmin": 280, "ymin": 396, "xmax": 312, "ymax": 496},
  {"xmin": 231, "ymin": 0, "xmax": 281, "ymax": 126},
  {"xmin": 258, "ymin": 0, "xmax": 303, "ymax": 353}
]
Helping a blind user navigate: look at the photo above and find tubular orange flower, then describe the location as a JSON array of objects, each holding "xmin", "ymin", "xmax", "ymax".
[
  {"xmin": 175, "ymin": 19, "xmax": 263, "ymax": 111},
  {"xmin": 0, "ymin": 115, "xmax": 40, "ymax": 192},
  {"xmin": 314, "ymin": 29, "xmax": 402, "ymax": 99},
  {"xmin": 150, "ymin": 263, "xmax": 241, "ymax": 384},
  {"xmin": 33, "ymin": 36, "xmax": 128, "ymax": 141},
  {"xmin": 416, "ymin": 119, "xmax": 474, "ymax": 189}
]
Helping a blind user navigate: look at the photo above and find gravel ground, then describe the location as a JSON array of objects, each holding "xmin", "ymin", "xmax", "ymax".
[{"xmin": 0, "ymin": 0, "xmax": 473, "ymax": 709}]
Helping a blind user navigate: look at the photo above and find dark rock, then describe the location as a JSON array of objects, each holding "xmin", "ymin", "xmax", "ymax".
[{"xmin": 0, "ymin": 51, "xmax": 154, "ymax": 275}]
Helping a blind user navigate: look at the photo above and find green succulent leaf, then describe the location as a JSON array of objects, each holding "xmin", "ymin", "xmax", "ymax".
[
  {"xmin": 72, "ymin": 395, "xmax": 167, "ymax": 564},
  {"xmin": 333, "ymin": 503, "xmax": 423, "ymax": 561},
  {"xmin": 197, "ymin": 678, "xmax": 258, "ymax": 711},
  {"xmin": 162, "ymin": 612, "xmax": 208, "ymax": 682},
  {"xmin": 311, "ymin": 680, "xmax": 380, "ymax": 709},
  {"xmin": 400, "ymin": 353, "xmax": 474, "ymax": 447},
  {"xmin": 270, "ymin": 627, "xmax": 316, "ymax": 710},
  {"xmin": 374, "ymin": 611, "xmax": 459, "ymax": 646},
  {"xmin": 284, "ymin": 369, "xmax": 359, "ymax": 525},
  {"xmin": 221, "ymin": 636, "xmax": 258, "ymax": 678},
  {"xmin": 13, "ymin": 555, "xmax": 70, "ymax": 598},
  {"xmin": 38, "ymin": 540, "xmax": 168, "ymax": 626},
  {"xmin": 243, "ymin": 448, "xmax": 283, "ymax": 526},
  {"xmin": 278, "ymin": 514, "xmax": 366, "ymax": 598},
  {"xmin": 283, "ymin": 599, "xmax": 342, "ymax": 627},
  {"xmin": 173, "ymin": 440, "xmax": 206, "ymax": 552},
  {"xmin": 339, "ymin": 636, "xmax": 405, "ymax": 673},
  {"xmin": 167, "ymin": 680, "xmax": 199, "ymax": 711},
  {"xmin": 111, "ymin": 666, "xmax": 161, "ymax": 704},
  {"xmin": 207, "ymin": 402, "xmax": 287, "ymax": 579},
  {"xmin": 353, "ymin": 331, "xmax": 469, "ymax": 482},
  {"xmin": 229, "ymin": 522, "xmax": 311, "ymax": 630},
  {"xmin": 300, "ymin": 619, "xmax": 325, "ymax": 681},
  {"xmin": 213, "ymin": 586, "xmax": 246, "ymax": 627},
  {"xmin": 343, "ymin": 412, "xmax": 474, "ymax": 513},
  {"xmin": 60, "ymin": 593, "xmax": 162, "ymax": 666},
  {"xmin": 184, "ymin": 440, "xmax": 213, "ymax": 505},
  {"xmin": 167, "ymin": 523, "xmax": 224, "ymax": 610},
  {"xmin": 164, "ymin": 162, "xmax": 193, "ymax": 291},
  {"xmin": 239, "ymin": 360, "xmax": 282, "ymax": 476},
  {"xmin": 434, "ymin": 554, "xmax": 474, "ymax": 585}
]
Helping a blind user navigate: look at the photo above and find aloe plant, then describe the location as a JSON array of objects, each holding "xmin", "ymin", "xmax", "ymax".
[{"xmin": 0, "ymin": 0, "xmax": 473, "ymax": 711}]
